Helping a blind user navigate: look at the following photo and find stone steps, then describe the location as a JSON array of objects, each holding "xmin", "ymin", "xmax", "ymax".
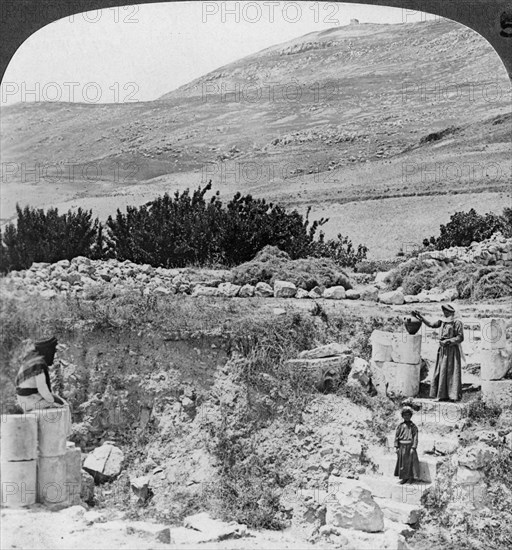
[
  {"xmin": 373, "ymin": 452, "xmax": 444, "ymax": 483},
  {"xmin": 385, "ymin": 432, "xmax": 459, "ymax": 455},
  {"xmin": 396, "ymin": 398, "xmax": 475, "ymax": 427},
  {"xmin": 358, "ymin": 474, "xmax": 432, "ymax": 506}
]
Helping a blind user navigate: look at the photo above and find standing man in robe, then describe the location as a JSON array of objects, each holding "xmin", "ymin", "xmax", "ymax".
[{"xmin": 412, "ymin": 304, "xmax": 464, "ymax": 402}]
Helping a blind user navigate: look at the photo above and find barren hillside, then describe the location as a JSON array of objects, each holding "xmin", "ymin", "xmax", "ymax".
[{"xmin": 1, "ymin": 19, "xmax": 510, "ymax": 257}]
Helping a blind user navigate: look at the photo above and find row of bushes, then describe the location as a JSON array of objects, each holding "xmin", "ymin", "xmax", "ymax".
[
  {"xmin": 423, "ymin": 208, "xmax": 512, "ymax": 250},
  {"xmin": 0, "ymin": 183, "xmax": 367, "ymax": 273}
]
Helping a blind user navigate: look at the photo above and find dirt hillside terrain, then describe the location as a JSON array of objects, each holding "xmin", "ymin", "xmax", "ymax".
[{"xmin": 1, "ymin": 19, "xmax": 510, "ymax": 258}]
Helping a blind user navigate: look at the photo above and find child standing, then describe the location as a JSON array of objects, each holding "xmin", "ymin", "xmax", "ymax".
[{"xmin": 394, "ymin": 407, "xmax": 420, "ymax": 484}]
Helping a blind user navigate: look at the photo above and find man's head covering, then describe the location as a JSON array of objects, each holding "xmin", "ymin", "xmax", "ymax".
[
  {"xmin": 34, "ymin": 336, "xmax": 58, "ymax": 352},
  {"xmin": 441, "ymin": 304, "xmax": 455, "ymax": 314},
  {"xmin": 401, "ymin": 406, "xmax": 414, "ymax": 417}
]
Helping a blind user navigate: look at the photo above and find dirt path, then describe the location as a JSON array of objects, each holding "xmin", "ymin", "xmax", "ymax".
[{"xmin": 1, "ymin": 506, "xmax": 329, "ymax": 550}]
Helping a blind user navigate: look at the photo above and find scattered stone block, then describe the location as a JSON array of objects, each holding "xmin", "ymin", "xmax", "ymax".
[
  {"xmin": 218, "ymin": 283, "xmax": 241, "ymax": 297},
  {"xmin": 373, "ymin": 497, "xmax": 421, "ymax": 525},
  {"xmin": 191, "ymin": 286, "xmax": 221, "ymax": 297},
  {"xmin": 295, "ymin": 288, "xmax": 309, "ymax": 299},
  {"xmin": 378, "ymin": 290, "xmax": 405, "ymax": 305},
  {"xmin": 360, "ymin": 286, "xmax": 379, "ymax": 301},
  {"xmin": 326, "ymin": 486, "xmax": 384, "ymax": 533},
  {"xmin": 346, "ymin": 289, "xmax": 360, "ymax": 300},
  {"xmin": 183, "ymin": 512, "xmax": 247, "ymax": 541},
  {"xmin": 83, "ymin": 442, "xmax": 124, "ymax": 483},
  {"xmin": 238, "ymin": 284, "xmax": 255, "ymax": 298},
  {"xmin": 308, "ymin": 286, "xmax": 324, "ymax": 298},
  {"xmin": 274, "ymin": 280, "xmax": 297, "ymax": 298},
  {"xmin": 323, "ymin": 286, "xmax": 346, "ymax": 300},
  {"xmin": 255, "ymin": 282, "xmax": 273, "ymax": 297}
]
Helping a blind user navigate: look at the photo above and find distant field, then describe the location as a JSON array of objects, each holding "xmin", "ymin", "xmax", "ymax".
[{"xmin": 1, "ymin": 19, "xmax": 511, "ymax": 259}]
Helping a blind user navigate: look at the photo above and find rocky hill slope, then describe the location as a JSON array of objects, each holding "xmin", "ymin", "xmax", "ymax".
[{"xmin": 1, "ymin": 19, "xmax": 510, "ymax": 257}]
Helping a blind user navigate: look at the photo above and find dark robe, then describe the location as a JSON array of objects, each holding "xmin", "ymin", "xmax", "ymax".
[
  {"xmin": 394, "ymin": 420, "xmax": 420, "ymax": 481},
  {"xmin": 429, "ymin": 319, "xmax": 464, "ymax": 401}
]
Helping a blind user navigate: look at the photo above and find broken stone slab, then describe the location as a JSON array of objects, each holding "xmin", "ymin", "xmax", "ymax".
[
  {"xmin": 255, "ymin": 282, "xmax": 273, "ymax": 297},
  {"xmin": 323, "ymin": 286, "xmax": 346, "ymax": 300},
  {"xmin": 299, "ymin": 343, "xmax": 352, "ymax": 359},
  {"xmin": 347, "ymin": 357, "xmax": 371, "ymax": 389},
  {"xmin": 326, "ymin": 485, "xmax": 384, "ymax": 533},
  {"xmin": 481, "ymin": 379, "xmax": 512, "ymax": 407},
  {"xmin": 345, "ymin": 289, "xmax": 361, "ymax": 300},
  {"xmin": 83, "ymin": 442, "xmax": 124, "ymax": 483},
  {"xmin": 273, "ymin": 280, "xmax": 297, "ymax": 298},
  {"xmin": 378, "ymin": 290, "xmax": 405, "ymax": 305},
  {"xmin": 183, "ymin": 512, "xmax": 247, "ymax": 541},
  {"xmin": 373, "ymin": 497, "xmax": 421, "ymax": 525}
]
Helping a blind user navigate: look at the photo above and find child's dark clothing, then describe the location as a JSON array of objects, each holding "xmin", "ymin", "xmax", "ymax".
[{"xmin": 394, "ymin": 420, "xmax": 420, "ymax": 481}]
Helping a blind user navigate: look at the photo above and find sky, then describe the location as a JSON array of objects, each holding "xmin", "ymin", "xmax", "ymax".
[{"xmin": 1, "ymin": 2, "xmax": 437, "ymax": 105}]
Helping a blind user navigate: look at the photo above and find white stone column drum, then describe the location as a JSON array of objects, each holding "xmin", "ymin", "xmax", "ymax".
[
  {"xmin": 382, "ymin": 362, "xmax": 420, "ymax": 397},
  {"xmin": 479, "ymin": 349, "xmax": 510, "ymax": 380},
  {"xmin": 0, "ymin": 414, "xmax": 38, "ymax": 461},
  {"xmin": 32, "ymin": 407, "xmax": 69, "ymax": 457},
  {"xmin": 371, "ymin": 331, "xmax": 393, "ymax": 362},
  {"xmin": 480, "ymin": 318, "xmax": 507, "ymax": 350},
  {"xmin": 0, "ymin": 460, "xmax": 37, "ymax": 507},
  {"xmin": 391, "ymin": 333, "xmax": 422, "ymax": 365},
  {"xmin": 0, "ymin": 414, "xmax": 38, "ymax": 508},
  {"xmin": 37, "ymin": 455, "xmax": 67, "ymax": 505}
]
